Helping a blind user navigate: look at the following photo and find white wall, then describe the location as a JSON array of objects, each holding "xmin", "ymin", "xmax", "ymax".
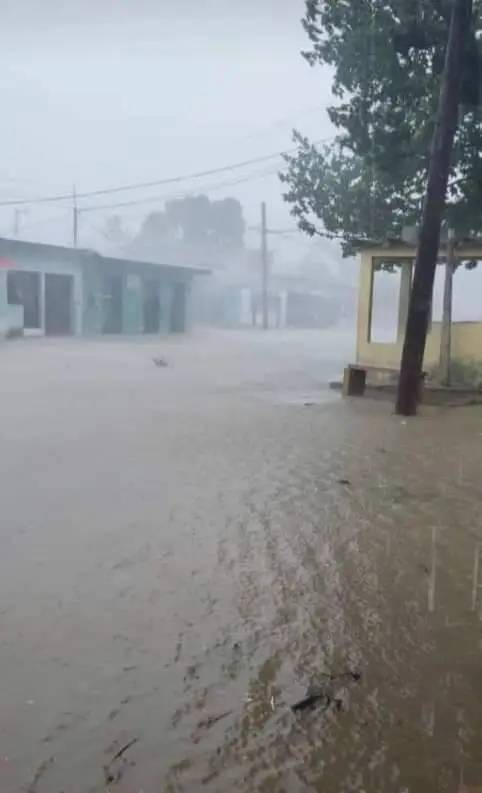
[{"xmin": 4, "ymin": 254, "xmax": 82, "ymax": 335}]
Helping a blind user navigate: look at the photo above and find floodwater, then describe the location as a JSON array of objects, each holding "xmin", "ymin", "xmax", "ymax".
[{"xmin": 1, "ymin": 329, "xmax": 482, "ymax": 793}]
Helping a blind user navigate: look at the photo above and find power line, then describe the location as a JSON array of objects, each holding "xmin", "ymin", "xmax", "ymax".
[
  {"xmin": 79, "ymin": 163, "xmax": 284, "ymax": 213},
  {"xmin": 14, "ymin": 210, "xmax": 71, "ymax": 232},
  {"xmin": 247, "ymin": 224, "xmax": 348, "ymax": 240},
  {"xmin": 250, "ymin": 226, "xmax": 300, "ymax": 235},
  {"xmin": 0, "ymin": 137, "xmax": 332, "ymax": 209},
  {"xmin": 238, "ymin": 105, "xmax": 329, "ymax": 142}
]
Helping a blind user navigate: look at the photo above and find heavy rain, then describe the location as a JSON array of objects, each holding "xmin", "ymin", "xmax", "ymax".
[{"xmin": 1, "ymin": 2, "xmax": 482, "ymax": 793}]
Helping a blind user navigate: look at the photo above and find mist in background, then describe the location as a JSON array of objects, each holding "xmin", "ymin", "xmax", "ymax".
[{"xmin": 0, "ymin": 1, "xmax": 336, "ymax": 262}]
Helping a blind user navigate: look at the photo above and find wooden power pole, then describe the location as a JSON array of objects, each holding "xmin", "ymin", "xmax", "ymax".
[
  {"xmin": 13, "ymin": 209, "xmax": 20, "ymax": 237},
  {"xmin": 396, "ymin": 0, "xmax": 472, "ymax": 415},
  {"xmin": 72, "ymin": 185, "xmax": 79, "ymax": 248},
  {"xmin": 261, "ymin": 201, "xmax": 269, "ymax": 330}
]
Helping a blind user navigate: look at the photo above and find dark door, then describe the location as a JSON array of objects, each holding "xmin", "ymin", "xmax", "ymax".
[
  {"xmin": 169, "ymin": 283, "xmax": 186, "ymax": 333},
  {"xmin": 102, "ymin": 274, "xmax": 123, "ymax": 334},
  {"xmin": 143, "ymin": 278, "xmax": 160, "ymax": 333},
  {"xmin": 45, "ymin": 274, "xmax": 73, "ymax": 335},
  {"xmin": 7, "ymin": 270, "xmax": 41, "ymax": 329}
]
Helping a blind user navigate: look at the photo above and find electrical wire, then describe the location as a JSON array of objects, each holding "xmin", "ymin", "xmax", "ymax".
[
  {"xmin": 19, "ymin": 211, "xmax": 71, "ymax": 231},
  {"xmin": 79, "ymin": 163, "xmax": 284, "ymax": 213},
  {"xmin": 0, "ymin": 137, "xmax": 332, "ymax": 209},
  {"xmin": 238, "ymin": 105, "xmax": 329, "ymax": 142}
]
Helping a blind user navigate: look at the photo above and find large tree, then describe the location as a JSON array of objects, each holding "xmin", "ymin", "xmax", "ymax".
[
  {"xmin": 281, "ymin": 0, "xmax": 482, "ymax": 255},
  {"xmin": 135, "ymin": 195, "xmax": 245, "ymax": 250}
]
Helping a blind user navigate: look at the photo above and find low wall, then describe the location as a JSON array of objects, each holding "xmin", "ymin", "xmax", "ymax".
[
  {"xmin": 357, "ymin": 321, "xmax": 482, "ymax": 380},
  {"xmin": 449, "ymin": 321, "xmax": 482, "ymax": 362}
]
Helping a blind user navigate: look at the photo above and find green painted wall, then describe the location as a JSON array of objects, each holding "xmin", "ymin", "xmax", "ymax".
[
  {"xmin": 82, "ymin": 268, "xmax": 191, "ymax": 336},
  {"xmin": 0, "ymin": 240, "xmax": 201, "ymax": 338},
  {"xmin": 82, "ymin": 269, "xmax": 186, "ymax": 336}
]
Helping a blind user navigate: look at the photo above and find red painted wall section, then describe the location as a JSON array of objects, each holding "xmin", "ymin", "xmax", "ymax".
[{"xmin": 0, "ymin": 257, "xmax": 16, "ymax": 269}]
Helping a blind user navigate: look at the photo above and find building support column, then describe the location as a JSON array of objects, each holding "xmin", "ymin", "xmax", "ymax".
[
  {"xmin": 397, "ymin": 261, "xmax": 413, "ymax": 343},
  {"xmin": 356, "ymin": 252, "xmax": 374, "ymax": 362},
  {"xmin": 439, "ymin": 234, "xmax": 455, "ymax": 385},
  {"xmin": 123, "ymin": 274, "xmax": 143, "ymax": 334},
  {"xmin": 0, "ymin": 271, "xmax": 7, "ymax": 336},
  {"xmin": 73, "ymin": 273, "xmax": 83, "ymax": 335},
  {"xmin": 39, "ymin": 272, "xmax": 46, "ymax": 334},
  {"xmin": 159, "ymin": 283, "xmax": 174, "ymax": 334},
  {"xmin": 182, "ymin": 283, "xmax": 192, "ymax": 333}
]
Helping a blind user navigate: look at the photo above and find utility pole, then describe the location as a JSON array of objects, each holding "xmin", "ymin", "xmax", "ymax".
[
  {"xmin": 396, "ymin": 0, "xmax": 472, "ymax": 415},
  {"xmin": 439, "ymin": 229, "xmax": 455, "ymax": 386},
  {"xmin": 72, "ymin": 185, "xmax": 79, "ymax": 248},
  {"xmin": 13, "ymin": 208, "xmax": 29, "ymax": 238},
  {"xmin": 261, "ymin": 201, "xmax": 268, "ymax": 330},
  {"xmin": 13, "ymin": 209, "xmax": 21, "ymax": 237}
]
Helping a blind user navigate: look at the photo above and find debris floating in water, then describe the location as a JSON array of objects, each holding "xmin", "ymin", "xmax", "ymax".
[
  {"xmin": 152, "ymin": 357, "xmax": 168, "ymax": 368},
  {"xmin": 191, "ymin": 711, "xmax": 232, "ymax": 744},
  {"xmin": 28, "ymin": 756, "xmax": 54, "ymax": 793},
  {"xmin": 103, "ymin": 737, "xmax": 139, "ymax": 785},
  {"xmin": 291, "ymin": 690, "xmax": 329, "ymax": 713},
  {"xmin": 196, "ymin": 711, "xmax": 232, "ymax": 731},
  {"xmin": 291, "ymin": 671, "xmax": 361, "ymax": 714}
]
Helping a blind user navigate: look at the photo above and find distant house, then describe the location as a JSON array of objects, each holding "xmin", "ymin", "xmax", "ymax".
[
  {"xmin": 202, "ymin": 275, "xmax": 355, "ymax": 330},
  {"xmin": 0, "ymin": 238, "xmax": 208, "ymax": 338}
]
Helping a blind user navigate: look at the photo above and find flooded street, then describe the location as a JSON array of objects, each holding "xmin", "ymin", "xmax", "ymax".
[{"xmin": 1, "ymin": 329, "xmax": 482, "ymax": 793}]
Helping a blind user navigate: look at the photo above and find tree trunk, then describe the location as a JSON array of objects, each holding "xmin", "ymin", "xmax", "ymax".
[{"xmin": 396, "ymin": 0, "xmax": 472, "ymax": 416}]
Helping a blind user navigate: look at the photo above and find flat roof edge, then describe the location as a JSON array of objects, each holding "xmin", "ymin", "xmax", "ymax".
[{"xmin": 0, "ymin": 237, "xmax": 211, "ymax": 276}]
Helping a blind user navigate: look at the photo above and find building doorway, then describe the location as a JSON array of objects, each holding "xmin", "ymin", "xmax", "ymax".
[
  {"xmin": 169, "ymin": 283, "xmax": 186, "ymax": 333},
  {"xmin": 102, "ymin": 274, "xmax": 123, "ymax": 334},
  {"xmin": 143, "ymin": 278, "xmax": 160, "ymax": 333},
  {"xmin": 45, "ymin": 273, "xmax": 73, "ymax": 335},
  {"xmin": 7, "ymin": 270, "xmax": 41, "ymax": 330}
]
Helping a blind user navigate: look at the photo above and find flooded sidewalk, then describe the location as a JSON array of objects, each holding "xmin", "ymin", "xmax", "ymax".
[
  {"xmin": 161, "ymin": 402, "xmax": 482, "ymax": 793},
  {"xmin": 0, "ymin": 332, "xmax": 481, "ymax": 792}
]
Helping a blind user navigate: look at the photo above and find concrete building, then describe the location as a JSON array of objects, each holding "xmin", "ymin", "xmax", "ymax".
[
  {"xmin": 353, "ymin": 240, "xmax": 482, "ymax": 382},
  {"xmin": 0, "ymin": 238, "xmax": 208, "ymax": 338},
  {"xmin": 195, "ymin": 269, "xmax": 354, "ymax": 331}
]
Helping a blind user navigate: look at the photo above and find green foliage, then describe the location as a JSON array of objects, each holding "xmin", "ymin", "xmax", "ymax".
[
  {"xmin": 209, "ymin": 198, "xmax": 246, "ymax": 249},
  {"xmin": 136, "ymin": 195, "xmax": 245, "ymax": 249},
  {"xmin": 450, "ymin": 358, "xmax": 482, "ymax": 387},
  {"xmin": 102, "ymin": 215, "xmax": 130, "ymax": 246},
  {"xmin": 281, "ymin": 0, "xmax": 482, "ymax": 255}
]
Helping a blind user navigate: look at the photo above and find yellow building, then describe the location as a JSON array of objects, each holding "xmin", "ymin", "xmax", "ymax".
[{"xmin": 354, "ymin": 240, "xmax": 482, "ymax": 385}]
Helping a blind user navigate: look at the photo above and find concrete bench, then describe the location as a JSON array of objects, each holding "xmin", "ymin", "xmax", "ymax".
[{"xmin": 343, "ymin": 365, "xmax": 367, "ymax": 397}]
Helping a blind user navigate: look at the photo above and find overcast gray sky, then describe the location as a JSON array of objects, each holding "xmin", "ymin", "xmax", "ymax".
[{"xmin": 0, "ymin": 0, "xmax": 335, "ymax": 254}]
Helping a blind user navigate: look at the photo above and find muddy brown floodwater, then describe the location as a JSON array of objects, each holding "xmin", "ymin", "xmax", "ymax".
[{"xmin": 1, "ymin": 329, "xmax": 482, "ymax": 793}]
